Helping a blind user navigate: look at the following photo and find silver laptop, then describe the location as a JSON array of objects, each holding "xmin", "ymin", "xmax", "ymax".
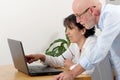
[{"xmin": 7, "ymin": 38, "xmax": 62, "ymax": 76}]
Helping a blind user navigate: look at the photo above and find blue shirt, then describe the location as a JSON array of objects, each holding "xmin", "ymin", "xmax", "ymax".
[{"xmin": 79, "ymin": 4, "xmax": 120, "ymax": 79}]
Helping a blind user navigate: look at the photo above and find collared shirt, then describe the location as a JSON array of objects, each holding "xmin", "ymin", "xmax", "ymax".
[
  {"xmin": 44, "ymin": 35, "xmax": 97, "ymax": 75},
  {"xmin": 79, "ymin": 4, "xmax": 120, "ymax": 78}
]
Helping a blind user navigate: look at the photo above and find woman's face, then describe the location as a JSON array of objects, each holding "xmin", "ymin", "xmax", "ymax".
[{"xmin": 66, "ymin": 23, "xmax": 85, "ymax": 43}]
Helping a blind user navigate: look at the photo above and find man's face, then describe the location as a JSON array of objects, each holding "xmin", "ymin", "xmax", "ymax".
[{"xmin": 72, "ymin": 0, "xmax": 96, "ymax": 29}]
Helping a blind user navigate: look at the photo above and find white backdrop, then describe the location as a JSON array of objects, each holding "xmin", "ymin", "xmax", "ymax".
[
  {"xmin": 0, "ymin": 0, "xmax": 73, "ymax": 65},
  {"xmin": 1, "ymin": 0, "xmax": 115, "ymax": 65}
]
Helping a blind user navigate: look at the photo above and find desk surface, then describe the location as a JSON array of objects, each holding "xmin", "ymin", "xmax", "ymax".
[{"xmin": 0, "ymin": 65, "xmax": 91, "ymax": 80}]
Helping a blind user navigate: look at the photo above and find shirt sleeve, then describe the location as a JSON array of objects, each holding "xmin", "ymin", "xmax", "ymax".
[
  {"xmin": 44, "ymin": 55, "xmax": 64, "ymax": 67},
  {"xmin": 44, "ymin": 43, "xmax": 76, "ymax": 67},
  {"xmin": 79, "ymin": 5, "xmax": 120, "ymax": 70}
]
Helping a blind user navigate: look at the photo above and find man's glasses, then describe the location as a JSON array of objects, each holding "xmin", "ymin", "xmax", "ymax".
[{"xmin": 75, "ymin": 6, "xmax": 96, "ymax": 18}]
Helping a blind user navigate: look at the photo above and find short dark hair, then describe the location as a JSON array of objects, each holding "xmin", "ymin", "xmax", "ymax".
[{"xmin": 63, "ymin": 14, "xmax": 95, "ymax": 38}]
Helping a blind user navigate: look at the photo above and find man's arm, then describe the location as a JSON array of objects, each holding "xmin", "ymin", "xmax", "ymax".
[
  {"xmin": 70, "ymin": 64, "xmax": 85, "ymax": 78},
  {"xmin": 54, "ymin": 64, "xmax": 85, "ymax": 80}
]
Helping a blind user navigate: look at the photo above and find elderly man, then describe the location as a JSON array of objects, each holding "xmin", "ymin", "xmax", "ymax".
[{"xmin": 54, "ymin": 0, "xmax": 120, "ymax": 80}]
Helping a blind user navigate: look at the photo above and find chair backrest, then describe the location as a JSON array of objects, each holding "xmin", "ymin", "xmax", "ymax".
[{"xmin": 91, "ymin": 54, "xmax": 113, "ymax": 80}]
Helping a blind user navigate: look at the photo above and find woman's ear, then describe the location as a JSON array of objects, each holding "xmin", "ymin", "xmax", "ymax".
[{"xmin": 81, "ymin": 28, "xmax": 86, "ymax": 35}]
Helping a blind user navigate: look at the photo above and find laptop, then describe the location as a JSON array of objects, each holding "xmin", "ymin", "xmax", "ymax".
[{"xmin": 7, "ymin": 38, "xmax": 62, "ymax": 76}]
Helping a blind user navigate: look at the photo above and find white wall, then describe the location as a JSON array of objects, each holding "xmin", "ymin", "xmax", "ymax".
[
  {"xmin": 106, "ymin": 0, "xmax": 120, "ymax": 5},
  {"xmin": 0, "ymin": 0, "xmax": 73, "ymax": 65},
  {"xmin": 99, "ymin": 0, "xmax": 106, "ymax": 5}
]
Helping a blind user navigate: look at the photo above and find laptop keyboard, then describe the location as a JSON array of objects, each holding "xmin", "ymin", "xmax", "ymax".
[{"xmin": 28, "ymin": 65, "xmax": 61, "ymax": 73}]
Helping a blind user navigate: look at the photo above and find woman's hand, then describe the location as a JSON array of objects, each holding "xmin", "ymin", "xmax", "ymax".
[
  {"xmin": 26, "ymin": 53, "xmax": 45, "ymax": 63},
  {"xmin": 64, "ymin": 59, "xmax": 74, "ymax": 70}
]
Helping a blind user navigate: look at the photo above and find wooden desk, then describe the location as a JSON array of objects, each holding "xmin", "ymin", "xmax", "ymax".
[{"xmin": 0, "ymin": 65, "xmax": 91, "ymax": 80}]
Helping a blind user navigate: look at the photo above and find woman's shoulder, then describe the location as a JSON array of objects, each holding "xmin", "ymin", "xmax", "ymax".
[
  {"xmin": 87, "ymin": 35, "xmax": 97, "ymax": 41},
  {"xmin": 84, "ymin": 35, "xmax": 97, "ymax": 47}
]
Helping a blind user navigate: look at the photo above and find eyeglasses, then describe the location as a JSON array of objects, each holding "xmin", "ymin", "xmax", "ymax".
[
  {"xmin": 75, "ymin": 6, "xmax": 96, "ymax": 18},
  {"xmin": 75, "ymin": 8, "xmax": 89, "ymax": 18}
]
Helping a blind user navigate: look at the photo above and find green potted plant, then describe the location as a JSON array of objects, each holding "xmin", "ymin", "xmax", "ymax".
[{"xmin": 45, "ymin": 34, "xmax": 70, "ymax": 57}]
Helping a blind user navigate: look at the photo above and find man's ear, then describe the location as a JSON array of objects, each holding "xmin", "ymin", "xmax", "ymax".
[{"xmin": 89, "ymin": 6, "xmax": 99, "ymax": 16}]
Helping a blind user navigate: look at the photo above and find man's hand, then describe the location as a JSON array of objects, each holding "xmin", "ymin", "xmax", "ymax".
[
  {"xmin": 54, "ymin": 71, "xmax": 74, "ymax": 80},
  {"xmin": 54, "ymin": 64, "xmax": 85, "ymax": 80}
]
